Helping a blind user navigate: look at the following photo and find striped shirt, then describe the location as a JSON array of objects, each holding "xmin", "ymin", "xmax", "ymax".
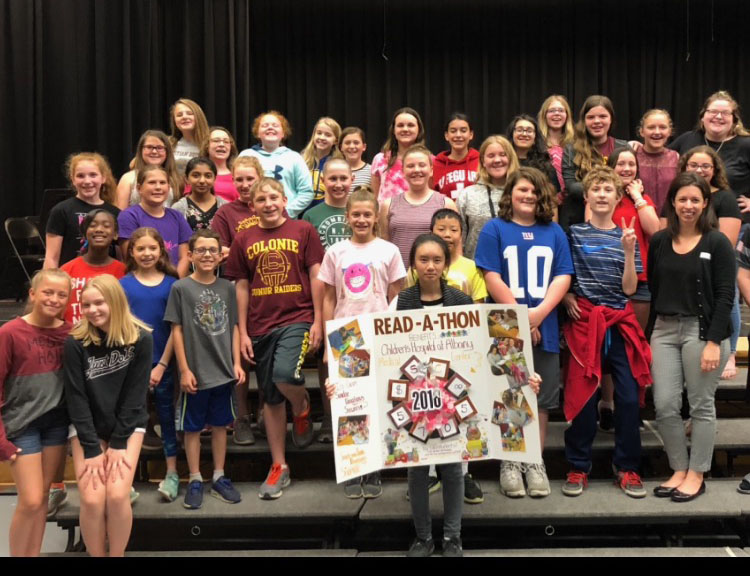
[
  {"xmin": 568, "ymin": 223, "xmax": 642, "ymax": 310},
  {"xmin": 388, "ymin": 191, "xmax": 446, "ymax": 268},
  {"xmin": 352, "ymin": 163, "xmax": 372, "ymax": 189}
]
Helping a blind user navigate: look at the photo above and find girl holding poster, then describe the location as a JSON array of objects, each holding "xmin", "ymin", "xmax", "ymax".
[
  {"xmin": 320, "ymin": 187, "xmax": 406, "ymax": 499},
  {"xmin": 396, "ymin": 233, "xmax": 473, "ymax": 557},
  {"xmin": 474, "ymin": 166, "xmax": 573, "ymax": 499}
]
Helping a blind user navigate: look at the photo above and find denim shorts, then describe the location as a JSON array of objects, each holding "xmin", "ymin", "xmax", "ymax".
[{"xmin": 7, "ymin": 406, "xmax": 69, "ymax": 455}]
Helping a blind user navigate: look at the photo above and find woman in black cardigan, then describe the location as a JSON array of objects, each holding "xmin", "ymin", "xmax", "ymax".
[{"xmin": 648, "ymin": 172, "xmax": 735, "ymax": 502}]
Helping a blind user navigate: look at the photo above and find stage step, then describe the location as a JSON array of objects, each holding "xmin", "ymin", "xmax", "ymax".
[
  {"xmin": 359, "ymin": 478, "xmax": 750, "ymax": 525},
  {"xmin": 359, "ymin": 546, "xmax": 749, "ymax": 557}
]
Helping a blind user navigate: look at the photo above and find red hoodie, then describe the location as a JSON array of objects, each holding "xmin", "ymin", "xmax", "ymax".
[{"xmin": 433, "ymin": 149, "xmax": 480, "ymax": 200}]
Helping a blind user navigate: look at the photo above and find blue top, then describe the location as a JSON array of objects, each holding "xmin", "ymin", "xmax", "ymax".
[
  {"xmin": 120, "ymin": 273, "xmax": 177, "ymax": 364},
  {"xmin": 117, "ymin": 205, "xmax": 193, "ymax": 265},
  {"xmin": 568, "ymin": 222, "xmax": 642, "ymax": 310},
  {"xmin": 475, "ymin": 219, "xmax": 574, "ymax": 353}
]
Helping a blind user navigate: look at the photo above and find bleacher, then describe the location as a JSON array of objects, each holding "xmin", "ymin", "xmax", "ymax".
[{"xmin": 46, "ymin": 364, "xmax": 750, "ymax": 556}]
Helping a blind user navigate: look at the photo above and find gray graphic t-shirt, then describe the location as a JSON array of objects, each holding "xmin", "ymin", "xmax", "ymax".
[{"xmin": 165, "ymin": 276, "xmax": 238, "ymax": 389}]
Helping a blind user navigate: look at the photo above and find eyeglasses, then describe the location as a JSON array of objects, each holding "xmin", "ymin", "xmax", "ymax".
[
  {"xmin": 514, "ymin": 127, "xmax": 535, "ymax": 135},
  {"xmin": 705, "ymin": 109, "xmax": 733, "ymax": 118},
  {"xmin": 144, "ymin": 145, "xmax": 167, "ymax": 153},
  {"xmin": 687, "ymin": 162, "xmax": 713, "ymax": 171},
  {"xmin": 210, "ymin": 138, "xmax": 231, "ymax": 145},
  {"xmin": 192, "ymin": 247, "xmax": 220, "ymax": 256},
  {"xmin": 547, "ymin": 108, "xmax": 566, "ymax": 115}
]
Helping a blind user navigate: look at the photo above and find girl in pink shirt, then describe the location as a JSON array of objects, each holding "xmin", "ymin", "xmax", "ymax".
[{"xmin": 319, "ymin": 187, "xmax": 406, "ymax": 498}]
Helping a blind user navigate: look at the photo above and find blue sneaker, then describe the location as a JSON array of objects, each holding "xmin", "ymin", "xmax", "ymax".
[
  {"xmin": 183, "ymin": 480, "xmax": 204, "ymax": 509},
  {"xmin": 211, "ymin": 476, "xmax": 241, "ymax": 504}
]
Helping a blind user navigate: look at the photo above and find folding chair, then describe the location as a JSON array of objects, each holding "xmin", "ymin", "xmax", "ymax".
[{"xmin": 5, "ymin": 217, "xmax": 46, "ymax": 285}]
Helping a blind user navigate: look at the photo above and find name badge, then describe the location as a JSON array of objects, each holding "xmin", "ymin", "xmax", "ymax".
[{"xmin": 700, "ymin": 252, "xmax": 711, "ymax": 260}]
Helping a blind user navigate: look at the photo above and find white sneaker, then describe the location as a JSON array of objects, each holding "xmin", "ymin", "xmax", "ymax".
[
  {"xmin": 525, "ymin": 462, "xmax": 551, "ymax": 498},
  {"xmin": 499, "ymin": 461, "xmax": 526, "ymax": 498}
]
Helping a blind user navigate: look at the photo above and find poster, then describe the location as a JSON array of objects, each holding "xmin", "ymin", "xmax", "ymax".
[{"xmin": 326, "ymin": 304, "xmax": 542, "ymax": 483}]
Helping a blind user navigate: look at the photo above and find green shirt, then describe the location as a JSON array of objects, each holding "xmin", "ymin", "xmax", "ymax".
[{"xmin": 301, "ymin": 202, "xmax": 350, "ymax": 251}]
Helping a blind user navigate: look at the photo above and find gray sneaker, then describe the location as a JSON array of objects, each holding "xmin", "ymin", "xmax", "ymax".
[
  {"xmin": 259, "ymin": 463, "xmax": 291, "ymax": 500},
  {"xmin": 233, "ymin": 415, "xmax": 256, "ymax": 446},
  {"xmin": 344, "ymin": 478, "xmax": 363, "ymax": 499},
  {"xmin": 500, "ymin": 461, "xmax": 526, "ymax": 498},
  {"xmin": 525, "ymin": 462, "xmax": 551, "ymax": 498},
  {"xmin": 362, "ymin": 473, "xmax": 383, "ymax": 499},
  {"xmin": 47, "ymin": 486, "xmax": 68, "ymax": 519}
]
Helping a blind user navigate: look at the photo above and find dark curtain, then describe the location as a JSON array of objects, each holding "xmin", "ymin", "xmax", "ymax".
[{"xmin": 1, "ymin": 0, "xmax": 749, "ymax": 292}]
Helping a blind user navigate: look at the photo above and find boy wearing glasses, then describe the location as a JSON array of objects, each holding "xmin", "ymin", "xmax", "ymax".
[{"xmin": 166, "ymin": 229, "xmax": 245, "ymax": 509}]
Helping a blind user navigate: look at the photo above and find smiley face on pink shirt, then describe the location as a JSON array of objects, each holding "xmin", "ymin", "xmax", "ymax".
[{"xmin": 344, "ymin": 263, "xmax": 372, "ymax": 294}]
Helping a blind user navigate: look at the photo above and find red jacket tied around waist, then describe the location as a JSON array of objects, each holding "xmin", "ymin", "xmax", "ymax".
[{"xmin": 562, "ymin": 297, "xmax": 652, "ymax": 422}]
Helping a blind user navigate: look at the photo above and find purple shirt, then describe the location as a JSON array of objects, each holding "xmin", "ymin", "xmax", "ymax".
[{"xmin": 118, "ymin": 204, "xmax": 193, "ymax": 265}]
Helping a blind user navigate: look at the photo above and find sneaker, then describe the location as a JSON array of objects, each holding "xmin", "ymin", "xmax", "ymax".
[
  {"xmin": 562, "ymin": 470, "xmax": 588, "ymax": 497},
  {"xmin": 525, "ymin": 462, "xmax": 551, "ymax": 498},
  {"xmin": 130, "ymin": 486, "xmax": 140, "ymax": 504},
  {"xmin": 47, "ymin": 485, "xmax": 68, "ymax": 519},
  {"xmin": 344, "ymin": 478, "xmax": 363, "ymax": 499},
  {"xmin": 598, "ymin": 401, "xmax": 614, "ymax": 433},
  {"xmin": 362, "ymin": 473, "xmax": 383, "ymax": 499},
  {"xmin": 463, "ymin": 474, "xmax": 484, "ymax": 504},
  {"xmin": 317, "ymin": 418, "xmax": 334, "ymax": 443},
  {"xmin": 232, "ymin": 415, "xmax": 256, "ymax": 446},
  {"xmin": 500, "ymin": 461, "xmax": 526, "ymax": 498},
  {"xmin": 211, "ymin": 476, "xmax": 242, "ymax": 504},
  {"xmin": 259, "ymin": 463, "xmax": 291, "ymax": 500},
  {"xmin": 737, "ymin": 474, "xmax": 750, "ymax": 494},
  {"xmin": 158, "ymin": 471, "xmax": 180, "ymax": 502},
  {"xmin": 406, "ymin": 475, "xmax": 440, "ymax": 501},
  {"xmin": 442, "ymin": 536, "xmax": 463, "ymax": 557},
  {"xmin": 292, "ymin": 395, "xmax": 314, "ymax": 449},
  {"xmin": 407, "ymin": 537, "xmax": 435, "ymax": 557},
  {"xmin": 615, "ymin": 469, "xmax": 647, "ymax": 499},
  {"xmin": 183, "ymin": 480, "xmax": 203, "ymax": 509}
]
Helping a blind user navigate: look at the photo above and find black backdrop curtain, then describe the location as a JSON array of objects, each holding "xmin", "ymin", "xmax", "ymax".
[{"xmin": 1, "ymin": 0, "xmax": 749, "ymax": 291}]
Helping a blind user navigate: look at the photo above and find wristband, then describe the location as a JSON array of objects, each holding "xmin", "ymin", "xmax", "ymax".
[
  {"xmin": 158, "ymin": 361, "xmax": 168, "ymax": 369},
  {"xmin": 635, "ymin": 200, "xmax": 648, "ymax": 210}
]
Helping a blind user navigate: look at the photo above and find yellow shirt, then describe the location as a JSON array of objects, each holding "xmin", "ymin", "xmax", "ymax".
[{"xmin": 407, "ymin": 256, "xmax": 487, "ymax": 302}]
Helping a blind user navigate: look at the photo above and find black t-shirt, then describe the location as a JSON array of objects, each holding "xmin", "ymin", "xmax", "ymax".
[
  {"xmin": 46, "ymin": 197, "xmax": 120, "ymax": 265},
  {"xmin": 660, "ymin": 188, "xmax": 741, "ymax": 221},
  {"xmin": 669, "ymin": 131, "xmax": 750, "ymax": 199},
  {"xmin": 653, "ymin": 240, "xmax": 701, "ymax": 317}
]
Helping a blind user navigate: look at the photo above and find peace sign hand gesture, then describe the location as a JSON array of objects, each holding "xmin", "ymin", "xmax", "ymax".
[{"xmin": 620, "ymin": 217, "xmax": 637, "ymax": 254}]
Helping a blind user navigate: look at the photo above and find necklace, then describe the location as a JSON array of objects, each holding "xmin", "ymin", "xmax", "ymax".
[{"xmin": 705, "ymin": 133, "xmax": 729, "ymax": 154}]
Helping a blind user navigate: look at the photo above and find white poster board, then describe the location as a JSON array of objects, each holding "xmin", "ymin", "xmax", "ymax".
[{"xmin": 326, "ymin": 304, "xmax": 541, "ymax": 483}]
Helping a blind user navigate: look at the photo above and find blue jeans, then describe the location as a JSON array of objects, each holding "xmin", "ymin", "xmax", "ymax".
[
  {"xmin": 153, "ymin": 363, "xmax": 178, "ymax": 458},
  {"xmin": 565, "ymin": 328, "xmax": 642, "ymax": 473}
]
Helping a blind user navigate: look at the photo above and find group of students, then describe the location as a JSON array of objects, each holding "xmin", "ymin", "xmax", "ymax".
[{"xmin": 2, "ymin": 89, "xmax": 750, "ymax": 556}]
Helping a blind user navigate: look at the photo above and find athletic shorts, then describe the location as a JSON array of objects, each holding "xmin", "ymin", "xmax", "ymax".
[
  {"xmin": 533, "ymin": 346, "xmax": 561, "ymax": 411},
  {"xmin": 251, "ymin": 323, "xmax": 310, "ymax": 406},
  {"xmin": 178, "ymin": 382, "xmax": 236, "ymax": 433},
  {"xmin": 7, "ymin": 406, "xmax": 69, "ymax": 456}
]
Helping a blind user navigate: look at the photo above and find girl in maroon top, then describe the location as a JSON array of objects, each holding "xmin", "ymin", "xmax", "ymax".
[
  {"xmin": 634, "ymin": 110, "xmax": 680, "ymax": 215},
  {"xmin": 1, "ymin": 269, "xmax": 71, "ymax": 556}
]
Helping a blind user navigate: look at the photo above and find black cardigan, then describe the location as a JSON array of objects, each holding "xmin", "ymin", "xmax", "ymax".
[
  {"xmin": 396, "ymin": 281, "xmax": 474, "ymax": 311},
  {"xmin": 646, "ymin": 229, "xmax": 735, "ymax": 343}
]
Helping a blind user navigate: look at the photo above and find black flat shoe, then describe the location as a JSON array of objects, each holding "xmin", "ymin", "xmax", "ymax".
[
  {"xmin": 653, "ymin": 485, "xmax": 677, "ymax": 498},
  {"xmin": 670, "ymin": 481, "xmax": 706, "ymax": 503}
]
